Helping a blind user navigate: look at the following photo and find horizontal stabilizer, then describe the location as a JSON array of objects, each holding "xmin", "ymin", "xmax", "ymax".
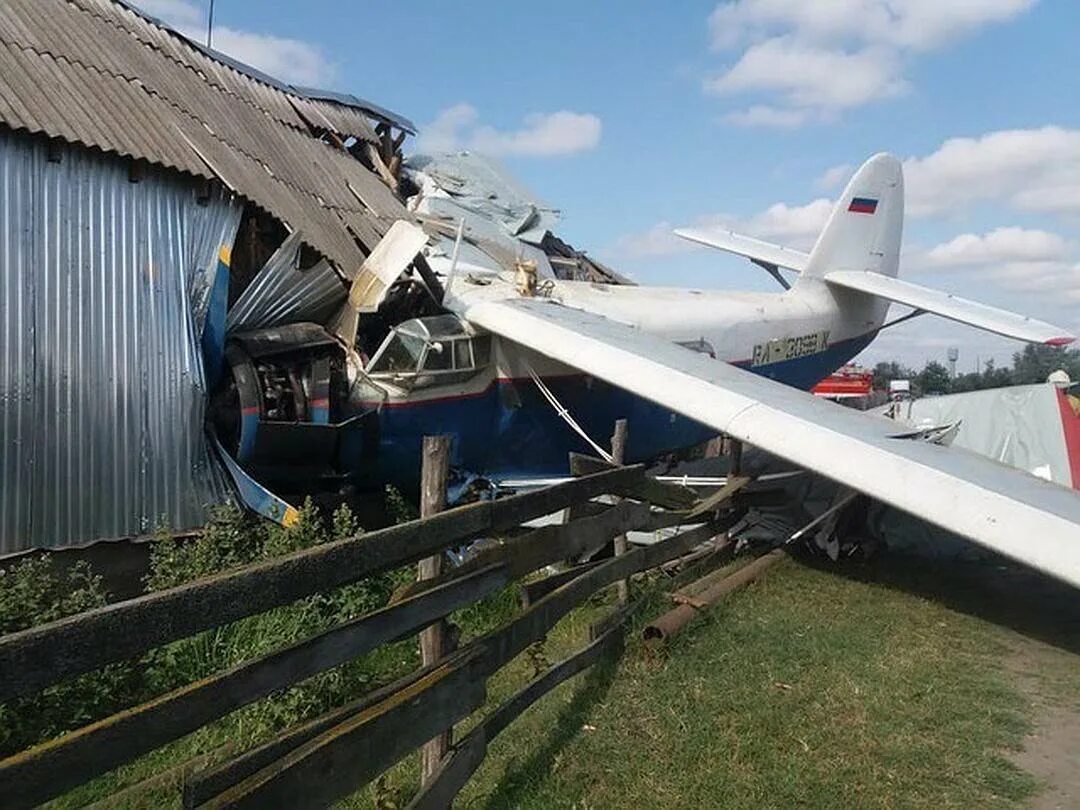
[
  {"xmin": 674, "ymin": 227, "xmax": 809, "ymax": 273},
  {"xmin": 825, "ymin": 270, "xmax": 1076, "ymax": 346}
]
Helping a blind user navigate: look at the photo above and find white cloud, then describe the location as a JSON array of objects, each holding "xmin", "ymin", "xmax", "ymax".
[
  {"xmin": 612, "ymin": 198, "xmax": 831, "ymax": 259},
  {"xmin": 924, "ymin": 227, "xmax": 1069, "ymax": 268},
  {"xmin": 917, "ymin": 227, "xmax": 1080, "ymax": 304},
  {"xmin": 743, "ymin": 198, "xmax": 833, "ymax": 246},
  {"xmin": 612, "ymin": 221, "xmax": 695, "ymax": 259},
  {"xmin": 708, "ymin": 0, "xmax": 1036, "ymax": 52},
  {"xmin": 135, "ymin": 0, "xmax": 203, "ymax": 29},
  {"xmin": 416, "ymin": 103, "xmax": 479, "ymax": 154},
  {"xmin": 417, "ymin": 104, "xmax": 602, "ymax": 157},
  {"xmin": 903, "ymin": 126, "xmax": 1080, "ymax": 217},
  {"xmin": 210, "ymin": 29, "xmax": 335, "ymax": 86},
  {"xmin": 816, "ymin": 163, "xmax": 853, "ymax": 190},
  {"xmin": 706, "ymin": 0, "xmax": 1035, "ymax": 125},
  {"xmin": 132, "ymin": 0, "xmax": 336, "ymax": 86},
  {"xmin": 723, "ymin": 105, "xmax": 809, "ymax": 128},
  {"xmin": 706, "ymin": 39, "xmax": 907, "ymax": 111},
  {"xmin": 989, "ymin": 261, "xmax": 1080, "ymax": 299}
]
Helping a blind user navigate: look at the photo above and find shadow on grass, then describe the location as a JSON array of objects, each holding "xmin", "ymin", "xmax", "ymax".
[
  {"xmin": 479, "ymin": 654, "xmax": 620, "ymax": 809},
  {"xmin": 795, "ymin": 547, "xmax": 1080, "ymax": 655}
]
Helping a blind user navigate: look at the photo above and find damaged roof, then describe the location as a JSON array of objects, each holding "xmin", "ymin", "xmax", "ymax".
[{"xmin": 0, "ymin": 0, "xmax": 412, "ymax": 273}]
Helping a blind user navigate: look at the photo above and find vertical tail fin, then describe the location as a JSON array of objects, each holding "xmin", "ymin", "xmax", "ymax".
[{"xmin": 798, "ymin": 153, "xmax": 904, "ymax": 282}]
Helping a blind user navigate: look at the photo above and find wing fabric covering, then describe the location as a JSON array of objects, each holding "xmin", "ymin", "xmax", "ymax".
[
  {"xmin": 465, "ymin": 298, "xmax": 1080, "ymax": 588},
  {"xmin": 825, "ymin": 270, "xmax": 1075, "ymax": 345}
]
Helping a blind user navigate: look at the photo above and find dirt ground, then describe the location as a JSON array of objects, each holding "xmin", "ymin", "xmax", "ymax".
[{"xmin": 1006, "ymin": 635, "xmax": 1080, "ymax": 809}]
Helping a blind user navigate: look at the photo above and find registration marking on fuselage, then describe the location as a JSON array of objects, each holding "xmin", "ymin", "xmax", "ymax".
[{"xmin": 751, "ymin": 330, "xmax": 830, "ymax": 367}]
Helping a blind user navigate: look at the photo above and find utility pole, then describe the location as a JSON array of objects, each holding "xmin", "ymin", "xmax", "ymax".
[{"xmin": 206, "ymin": 0, "xmax": 215, "ymax": 48}]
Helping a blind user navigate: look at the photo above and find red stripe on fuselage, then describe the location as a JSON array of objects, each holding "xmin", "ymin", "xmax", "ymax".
[
  {"xmin": 1056, "ymin": 389, "xmax": 1080, "ymax": 490},
  {"xmin": 358, "ymin": 330, "xmax": 878, "ymax": 409}
]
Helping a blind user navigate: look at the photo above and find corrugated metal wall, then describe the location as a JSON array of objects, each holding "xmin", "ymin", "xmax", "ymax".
[{"xmin": 0, "ymin": 130, "xmax": 242, "ymax": 553}]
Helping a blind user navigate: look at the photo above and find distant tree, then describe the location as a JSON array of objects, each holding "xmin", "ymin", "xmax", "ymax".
[
  {"xmin": 916, "ymin": 361, "xmax": 951, "ymax": 395},
  {"xmin": 979, "ymin": 358, "xmax": 1013, "ymax": 390},
  {"xmin": 1012, "ymin": 344, "xmax": 1080, "ymax": 385},
  {"xmin": 949, "ymin": 371, "xmax": 983, "ymax": 393},
  {"xmin": 872, "ymin": 360, "xmax": 916, "ymax": 391}
]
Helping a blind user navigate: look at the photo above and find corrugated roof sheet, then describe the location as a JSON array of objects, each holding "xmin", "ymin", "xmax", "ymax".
[{"xmin": 0, "ymin": 0, "xmax": 411, "ymax": 274}]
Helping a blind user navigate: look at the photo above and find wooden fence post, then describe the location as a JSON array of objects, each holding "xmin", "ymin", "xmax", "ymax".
[
  {"xmin": 611, "ymin": 419, "xmax": 630, "ymax": 604},
  {"xmin": 730, "ymin": 438, "xmax": 743, "ymax": 476},
  {"xmin": 418, "ymin": 435, "xmax": 453, "ymax": 787}
]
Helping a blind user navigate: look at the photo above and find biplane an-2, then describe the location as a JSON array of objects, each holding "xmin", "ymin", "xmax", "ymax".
[{"xmin": 216, "ymin": 154, "xmax": 1080, "ymax": 589}]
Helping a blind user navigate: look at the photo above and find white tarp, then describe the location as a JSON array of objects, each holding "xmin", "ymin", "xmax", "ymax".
[{"xmin": 874, "ymin": 383, "xmax": 1075, "ymax": 489}]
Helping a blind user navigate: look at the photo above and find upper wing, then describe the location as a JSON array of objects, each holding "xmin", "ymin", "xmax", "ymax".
[
  {"xmin": 465, "ymin": 297, "xmax": 1080, "ymax": 588},
  {"xmin": 674, "ymin": 227, "xmax": 809, "ymax": 273},
  {"xmin": 825, "ymin": 270, "xmax": 1075, "ymax": 346}
]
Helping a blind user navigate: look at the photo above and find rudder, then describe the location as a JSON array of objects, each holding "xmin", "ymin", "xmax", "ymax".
[{"xmin": 798, "ymin": 153, "xmax": 904, "ymax": 282}]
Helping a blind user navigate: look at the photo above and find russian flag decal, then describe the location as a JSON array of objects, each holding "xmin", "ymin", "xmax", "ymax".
[{"xmin": 848, "ymin": 196, "xmax": 878, "ymax": 214}]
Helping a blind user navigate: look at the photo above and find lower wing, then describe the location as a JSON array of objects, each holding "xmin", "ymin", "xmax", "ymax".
[{"xmin": 464, "ymin": 297, "xmax": 1080, "ymax": 588}]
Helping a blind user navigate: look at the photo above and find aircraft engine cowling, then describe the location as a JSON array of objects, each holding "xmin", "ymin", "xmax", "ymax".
[{"xmin": 209, "ymin": 323, "xmax": 376, "ymax": 490}]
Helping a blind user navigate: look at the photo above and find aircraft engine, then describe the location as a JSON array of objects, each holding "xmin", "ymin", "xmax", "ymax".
[{"xmin": 210, "ymin": 323, "xmax": 375, "ymax": 490}]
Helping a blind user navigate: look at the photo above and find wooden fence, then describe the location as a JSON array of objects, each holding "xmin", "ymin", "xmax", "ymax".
[{"xmin": 0, "ymin": 461, "xmax": 747, "ymax": 809}]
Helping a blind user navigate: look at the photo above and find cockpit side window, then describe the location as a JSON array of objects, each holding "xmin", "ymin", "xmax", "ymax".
[
  {"xmin": 472, "ymin": 335, "xmax": 491, "ymax": 367},
  {"xmin": 453, "ymin": 340, "xmax": 473, "ymax": 370},
  {"xmin": 423, "ymin": 342, "xmax": 453, "ymax": 371}
]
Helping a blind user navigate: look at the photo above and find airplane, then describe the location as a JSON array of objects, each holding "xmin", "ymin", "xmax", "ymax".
[{"xmin": 211, "ymin": 153, "xmax": 1080, "ymax": 589}]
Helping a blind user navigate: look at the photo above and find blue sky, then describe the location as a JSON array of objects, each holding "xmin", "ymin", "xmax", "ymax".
[{"xmin": 139, "ymin": 0, "xmax": 1080, "ymax": 370}]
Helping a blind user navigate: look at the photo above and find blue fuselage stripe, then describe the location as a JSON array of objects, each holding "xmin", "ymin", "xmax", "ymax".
[{"xmin": 347, "ymin": 332, "xmax": 876, "ymax": 491}]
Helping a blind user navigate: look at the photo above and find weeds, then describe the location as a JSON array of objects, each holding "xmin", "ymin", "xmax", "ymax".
[
  {"xmin": 0, "ymin": 557, "xmax": 140, "ymax": 757},
  {"xmin": 0, "ymin": 495, "xmax": 416, "ymax": 772}
]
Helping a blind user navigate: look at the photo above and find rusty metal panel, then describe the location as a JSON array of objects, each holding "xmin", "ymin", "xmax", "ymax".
[{"xmin": 0, "ymin": 131, "xmax": 240, "ymax": 553}]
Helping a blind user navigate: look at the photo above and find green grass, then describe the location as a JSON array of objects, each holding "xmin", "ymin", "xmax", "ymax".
[
  {"xmin": 10, "ymin": 515, "xmax": 1059, "ymax": 809},
  {"xmin": 358, "ymin": 558, "xmax": 1042, "ymax": 810}
]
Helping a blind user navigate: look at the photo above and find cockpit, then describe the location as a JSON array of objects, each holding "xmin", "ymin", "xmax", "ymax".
[{"xmin": 366, "ymin": 314, "xmax": 491, "ymax": 389}]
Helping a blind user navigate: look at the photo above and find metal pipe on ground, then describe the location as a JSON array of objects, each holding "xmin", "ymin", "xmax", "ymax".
[{"xmin": 643, "ymin": 548, "xmax": 787, "ymax": 645}]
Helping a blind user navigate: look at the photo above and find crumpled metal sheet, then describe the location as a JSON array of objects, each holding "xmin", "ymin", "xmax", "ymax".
[
  {"xmin": 405, "ymin": 152, "xmax": 561, "ymax": 245},
  {"xmin": 0, "ymin": 131, "xmax": 239, "ymax": 553},
  {"xmin": 226, "ymin": 231, "xmax": 347, "ymax": 333}
]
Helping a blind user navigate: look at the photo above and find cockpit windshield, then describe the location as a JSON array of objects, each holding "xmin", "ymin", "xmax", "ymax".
[
  {"xmin": 367, "ymin": 331, "xmax": 425, "ymax": 375},
  {"xmin": 366, "ymin": 315, "xmax": 491, "ymax": 388}
]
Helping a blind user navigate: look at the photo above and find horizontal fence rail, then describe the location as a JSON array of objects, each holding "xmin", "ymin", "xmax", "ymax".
[
  {"xmin": 186, "ymin": 519, "xmax": 735, "ymax": 809},
  {"xmin": 0, "ymin": 458, "xmax": 753, "ymax": 809},
  {"xmin": 0, "ymin": 465, "xmax": 646, "ymax": 702}
]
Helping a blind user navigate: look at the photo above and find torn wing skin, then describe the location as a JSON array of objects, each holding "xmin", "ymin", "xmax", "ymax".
[
  {"xmin": 823, "ymin": 270, "xmax": 1076, "ymax": 346},
  {"xmin": 463, "ymin": 297, "xmax": 1080, "ymax": 589}
]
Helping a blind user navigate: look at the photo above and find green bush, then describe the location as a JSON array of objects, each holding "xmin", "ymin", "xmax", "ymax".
[
  {"xmin": 0, "ymin": 496, "xmax": 421, "ymax": 763},
  {"xmin": 0, "ymin": 557, "xmax": 139, "ymax": 757},
  {"xmin": 139, "ymin": 498, "xmax": 418, "ymax": 740}
]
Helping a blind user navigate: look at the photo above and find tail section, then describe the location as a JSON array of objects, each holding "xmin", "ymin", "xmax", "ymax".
[
  {"xmin": 798, "ymin": 153, "xmax": 904, "ymax": 281},
  {"xmin": 815, "ymin": 156, "xmax": 1074, "ymax": 345},
  {"xmin": 670, "ymin": 151, "xmax": 1074, "ymax": 346}
]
